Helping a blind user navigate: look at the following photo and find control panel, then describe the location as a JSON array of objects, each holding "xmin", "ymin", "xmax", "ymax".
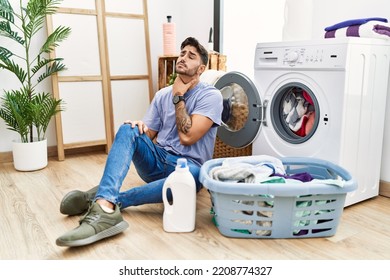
[{"xmin": 255, "ymin": 43, "xmax": 348, "ymax": 70}]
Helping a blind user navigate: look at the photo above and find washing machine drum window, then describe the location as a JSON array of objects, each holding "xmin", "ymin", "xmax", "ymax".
[
  {"xmin": 271, "ymin": 83, "xmax": 320, "ymax": 144},
  {"xmin": 214, "ymin": 72, "xmax": 262, "ymax": 148}
]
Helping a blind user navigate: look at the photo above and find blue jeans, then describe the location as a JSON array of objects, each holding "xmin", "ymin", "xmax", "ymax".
[{"xmin": 95, "ymin": 124, "xmax": 202, "ymax": 209}]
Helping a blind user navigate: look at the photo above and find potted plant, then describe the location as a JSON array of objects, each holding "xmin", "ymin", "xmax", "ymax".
[{"xmin": 0, "ymin": 0, "xmax": 70, "ymax": 171}]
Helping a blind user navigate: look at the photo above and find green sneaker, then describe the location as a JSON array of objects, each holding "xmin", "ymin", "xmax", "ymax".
[
  {"xmin": 56, "ymin": 202, "xmax": 128, "ymax": 247},
  {"xmin": 60, "ymin": 185, "xmax": 99, "ymax": 216}
]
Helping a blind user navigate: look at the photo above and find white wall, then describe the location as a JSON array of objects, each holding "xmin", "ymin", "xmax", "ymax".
[{"xmin": 221, "ymin": 0, "xmax": 286, "ymax": 78}]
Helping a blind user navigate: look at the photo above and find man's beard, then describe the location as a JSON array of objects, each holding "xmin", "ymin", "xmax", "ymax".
[{"xmin": 176, "ymin": 64, "xmax": 199, "ymax": 76}]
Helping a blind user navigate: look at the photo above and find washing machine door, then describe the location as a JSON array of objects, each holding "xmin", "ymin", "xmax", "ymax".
[{"xmin": 214, "ymin": 71, "xmax": 262, "ymax": 148}]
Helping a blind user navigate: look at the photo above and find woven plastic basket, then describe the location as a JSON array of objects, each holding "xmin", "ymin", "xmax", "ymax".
[{"xmin": 199, "ymin": 156, "xmax": 357, "ymax": 238}]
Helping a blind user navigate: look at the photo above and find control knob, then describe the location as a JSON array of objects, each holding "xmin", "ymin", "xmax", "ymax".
[{"xmin": 285, "ymin": 51, "xmax": 299, "ymax": 62}]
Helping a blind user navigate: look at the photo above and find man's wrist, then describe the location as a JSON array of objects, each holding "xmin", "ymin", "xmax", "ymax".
[{"xmin": 173, "ymin": 95, "xmax": 185, "ymax": 105}]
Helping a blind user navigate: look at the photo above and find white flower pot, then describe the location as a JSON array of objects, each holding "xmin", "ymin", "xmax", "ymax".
[{"xmin": 12, "ymin": 138, "xmax": 48, "ymax": 171}]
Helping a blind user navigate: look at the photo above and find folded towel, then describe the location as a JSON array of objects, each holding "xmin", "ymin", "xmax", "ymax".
[
  {"xmin": 373, "ymin": 24, "xmax": 390, "ymax": 36},
  {"xmin": 325, "ymin": 20, "xmax": 390, "ymax": 40},
  {"xmin": 324, "ymin": 17, "xmax": 388, "ymax": 31}
]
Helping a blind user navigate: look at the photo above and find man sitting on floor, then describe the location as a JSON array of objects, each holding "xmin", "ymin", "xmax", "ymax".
[{"xmin": 56, "ymin": 37, "xmax": 223, "ymax": 247}]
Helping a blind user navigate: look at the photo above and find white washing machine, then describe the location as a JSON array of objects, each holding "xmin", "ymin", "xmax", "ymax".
[{"xmin": 212, "ymin": 38, "xmax": 390, "ymax": 206}]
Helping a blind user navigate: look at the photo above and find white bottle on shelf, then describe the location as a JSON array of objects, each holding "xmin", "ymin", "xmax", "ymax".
[{"xmin": 162, "ymin": 158, "xmax": 196, "ymax": 232}]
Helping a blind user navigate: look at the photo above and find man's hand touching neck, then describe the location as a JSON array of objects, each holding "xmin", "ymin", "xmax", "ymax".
[{"xmin": 173, "ymin": 75, "xmax": 199, "ymax": 96}]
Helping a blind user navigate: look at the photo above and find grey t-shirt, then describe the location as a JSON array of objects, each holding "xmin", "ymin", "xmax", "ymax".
[{"xmin": 143, "ymin": 82, "xmax": 223, "ymax": 166}]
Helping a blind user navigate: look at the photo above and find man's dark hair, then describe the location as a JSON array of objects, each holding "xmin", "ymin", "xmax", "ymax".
[{"xmin": 181, "ymin": 37, "xmax": 209, "ymax": 66}]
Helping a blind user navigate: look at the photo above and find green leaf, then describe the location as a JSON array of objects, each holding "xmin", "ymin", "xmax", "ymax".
[
  {"xmin": 37, "ymin": 60, "xmax": 66, "ymax": 83},
  {"xmin": 0, "ymin": 89, "xmax": 32, "ymax": 142},
  {"xmin": 0, "ymin": 0, "xmax": 14, "ymax": 23},
  {"xmin": 0, "ymin": 20, "xmax": 25, "ymax": 44},
  {"xmin": 24, "ymin": 0, "xmax": 62, "ymax": 40},
  {"xmin": 23, "ymin": 16, "xmax": 45, "ymax": 39},
  {"xmin": 0, "ymin": 46, "xmax": 13, "ymax": 61},
  {"xmin": 27, "ymin": 0, "xmax": 62, "ymax": 18},
  {"xmin": 40, "ymin": 25, "xmax": 71, "ymax": 54},
  {"xmin": 31, "ymin": 57, "xmax": 63, "ymax": 75},
  {"xmin": 0, "ymin": 58, "xmax": 27, "ymax": 84},
  {"xmin": 30, "ymin": 92, "xmax": 64, "ymax": 140}
]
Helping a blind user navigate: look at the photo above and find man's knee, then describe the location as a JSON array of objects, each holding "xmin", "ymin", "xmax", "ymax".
[{"xmin": 117, "ymin": 123, "xmax": 140, "ymax": 138}]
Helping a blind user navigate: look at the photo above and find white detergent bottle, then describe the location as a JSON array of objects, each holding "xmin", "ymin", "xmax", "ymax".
[{"xmin": 162, "ymin": 158, "xmax": 196, "ymax": 232}]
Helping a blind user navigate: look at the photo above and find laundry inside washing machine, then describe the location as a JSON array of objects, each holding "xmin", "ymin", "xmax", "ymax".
[
  {"xmin": 282, "ymin": 88, "xmax": 315, "ymax": 136},
  {"xmin": 220, "ymin": 83, "xmax": 249, "ymax": 132},
  {"xmin": 272, "ymin": 84, "xmax": 319, "ymax": 144}
]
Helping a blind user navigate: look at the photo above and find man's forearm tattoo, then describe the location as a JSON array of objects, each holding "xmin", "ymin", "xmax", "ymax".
[{"xmin": 175, "ymin": 102, "xmax": 192, "ymax": 134}]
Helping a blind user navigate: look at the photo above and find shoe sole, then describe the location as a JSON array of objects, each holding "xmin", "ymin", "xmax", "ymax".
[{"xmin": 56, "ymin": 221, "xmax": 129, "ymax": 247}]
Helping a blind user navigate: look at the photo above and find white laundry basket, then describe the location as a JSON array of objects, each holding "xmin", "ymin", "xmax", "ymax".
[{"xmin": 199, "ymin": 156, "xmax": 357, "ymax": 238}]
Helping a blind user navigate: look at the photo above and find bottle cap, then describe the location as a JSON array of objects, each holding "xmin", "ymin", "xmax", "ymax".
[{"xmin": 177, "ymin": 158, "xmax": 187, "ymax": 168}]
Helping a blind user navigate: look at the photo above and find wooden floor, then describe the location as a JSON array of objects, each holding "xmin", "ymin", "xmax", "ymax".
[{"xmin": 1, "ymin": 152, "xmax": 390, "ymax": 260}]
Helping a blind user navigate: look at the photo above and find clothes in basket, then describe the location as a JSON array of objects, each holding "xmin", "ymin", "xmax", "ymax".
[
  {"xmin": 209, "ymin": 155, "xmax": 345, "ymax": 187},
  {"xmin": 199, "ymin": 156, "xmax": 357, "ymax": 239}
]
